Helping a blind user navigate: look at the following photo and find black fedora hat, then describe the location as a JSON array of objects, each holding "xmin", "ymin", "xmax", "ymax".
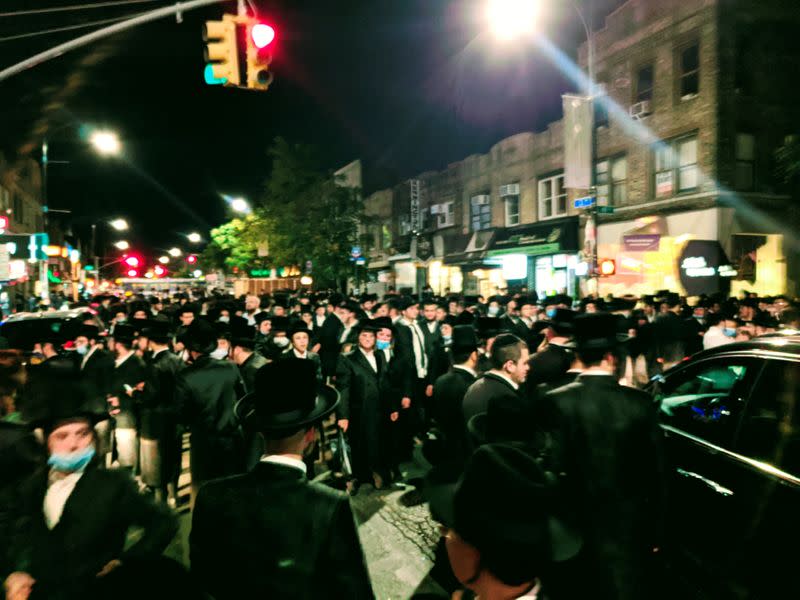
[
  {"xmin": 180, "ymin": 319, "xmax": 218, "ymax": 355},
  {"xmin": 74, "ymin": 324, "xmax": 101, "ymax": 341},
  {"xmin": 475, "ymin": 317, "xmax": 504, "ymax": 341},
  {"xmin": 243, "ymin": 358, "xmax": 339, "ymax": 437},
  {"xmin": 111, "ymin": 323, "xmax": 138, "ymax": 344},
  {"xmin": 288, "ymin": 320, "xmax": 312, "ymax": 339},
  {"xmin": 270, "ymin": 316, "xmax": 290, "ymax": 333},
  {"xmin": 230, "ymin": 321, "xmax": 256, "ymax": 349},
  {"xmin": 370, "ymin": 316, "xmax": 395, "ymax": 333},
  {"xmin": 142, "ymin": 320, "xmax": 172, "ymax": 344},
  {"xmin": 24, "ymin": 376, "xmax": 108, "ymax": 431},
  {"xmin": 539, "ymin": 308, "xmax": 575, "ymax": 336},
  {"xmin": 451, "ymin": 325, "xmax": 478, "ymax": 354},
  {"xmin": 564, "ymin": 312, "xmax": 630, "ymax": 350},
  {"xmin": 424, "ymin": 443, "xmax": 582, "ymax": 564}
]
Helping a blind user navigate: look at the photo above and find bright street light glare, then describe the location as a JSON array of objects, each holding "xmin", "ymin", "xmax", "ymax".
[
  {"xmin": 114, "ymin": 240, "xmax": 129, "ymax": 250},
  {"xmin": 487, "ymin": 0, "xmax": 541, "ymax": 41},
  {"xmin": 168, "ymin": 247, "xmax": 182, "ymax": 257},
  {"xmin": 231, "ymin": 197, "xmax": 251, "ymax": 214},
  {"xmin": 193, "ymin": 269, "xmax": 203, "ymax": 278},
  {"xmin": 89, "ymin": 130, "xmax": 121, "ymax": 156},
  {"xmin": 158, "ymin": 256, "xmax": 169, "ymax": 264},
  {"xmin": 110, "ymin": 218, "xmax": 129, "ymax": 231},
  {"xmin": 187, "ymin": 232, "xmax": 202, "ymax": 243}
]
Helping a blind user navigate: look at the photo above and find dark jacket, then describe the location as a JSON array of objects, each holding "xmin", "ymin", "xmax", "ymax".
[
  {"xmin": 238, "ymin": 352, "xmax": 269, "ymax": 394},
  {"xmin": 140, "ymin": 349, "xmax": 184, "ymax": 440},
  {"xmin": 461, "ymin": 372, "xmax": 520, "ymax": 427},
  {"xmin": 432, "ymin": 367, "xmax": 477, "ymax": 463},
  {"xmin": 317, "ymin": 314, "xmax": 345, "ymax": 379},
  {"xmin": 175, "ymin": 355, "xmax": 246, "ymax": 483},
  {"xmin": 652, "ymin": 312, "xmax": 690, "ymax": 364},
  {"xmin": 540, "ymin": 373, "xmax": 665, "ymax": 599},
  {"xmin": 499, "ymin": 314, "xmax": 531, "ymax": 343},
  {"xmin": 419, "ymin": 319, "xmax": 446, "ymax": 382},
  {"xmin": 527, "ymin": 343, "xmax": 572, "ymax": 388},
  {"xmin": 110, "ymin": 352, "xmax": 148, "ymax": 429},
  {"xmin": 79, "ymin": 347, "xmax": 115, "ymax": 398},
  {"xmin": 278, "ymin": 348, "xmax": 323, "ymax": 384},
  {"xmin": 190, "ymin": 461, "xmax": 374, "ymax": 600},
  {"xmin": 393, "ymin": 320, "xmax": 425, "ymax": 392},
  {"xmin": 8, "ymin": 463, "xmax": 177, "ymax": 598}
]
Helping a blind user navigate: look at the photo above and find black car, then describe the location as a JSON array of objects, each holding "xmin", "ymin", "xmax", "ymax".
[
  {"xmin": 650, "ymin": 335, "xmax": 800, "ymax": 599},
  {"xmin": 0, "ymin": 308, "xmax": 105, "ymax": 351}
]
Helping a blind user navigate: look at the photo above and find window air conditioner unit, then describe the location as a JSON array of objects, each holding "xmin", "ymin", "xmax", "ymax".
[
  {"xmin": 629, "ymin": 100, "xmax": 652, "ymax": 120},
  {"xmin": 474, "ymin": 194, "xmax": 490, "ymax": 205},
  {"xmin": 430, "ymin": 204, "xmax": 441, "ymax": 215},
  {"xmin": 499, "ymin": 184, "xmax": 520, "ymax": 196}
]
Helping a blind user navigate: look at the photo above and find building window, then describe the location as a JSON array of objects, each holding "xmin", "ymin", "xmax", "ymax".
[
  {"xmin": 654, "ymin": 135, "xmax": 699, "ymax": 198},
  {"xmin": 399, "ymin": 215, "xmax": 412, "ymax": 235},
  {"xmin": 470, "ymin": 194, "xmax": 491, "ymax": 231},
  {"xmin": 538, "ymin": 174, "xmax": 567, "ymax": 220},
  {"xmin": 679, "ymin": 43, "xmax": 700, "ymax": 98},
  {"xmin": 635, "ymin": 65, "xmax": 654, "ymax": 103},
  {"xmin": 500, "ymin": 183, "xmax": 520, "ymax": 226},
  {"xmin": 596, "ymin": 156, "xmax": 628, "ymax": 205},
  {"xmin": 432, "ymin": 201, "xmax": 455, "ymax": 228},
  {"xmin": 381, "ymin": 224, "xmax": 392, "ymax": 249},
  {"xmin": 735, "ymin": 133, "xmax": 755, "ymax": 191}
]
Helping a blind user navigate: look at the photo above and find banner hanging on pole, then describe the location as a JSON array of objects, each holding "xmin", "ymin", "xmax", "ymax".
[{"xmin": 563, "ymin": 94, "xmax": 593, "ymax": 189}]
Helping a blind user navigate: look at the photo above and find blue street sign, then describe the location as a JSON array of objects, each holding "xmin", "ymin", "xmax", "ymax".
[{"xmin": 573, "ymin": 196, "xmax": 596, "ymax": 209}]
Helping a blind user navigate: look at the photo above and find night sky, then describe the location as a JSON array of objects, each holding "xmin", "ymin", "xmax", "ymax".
[{"xmin": 0, "ymin": 0, "xmax": 623, "ymax": 257}]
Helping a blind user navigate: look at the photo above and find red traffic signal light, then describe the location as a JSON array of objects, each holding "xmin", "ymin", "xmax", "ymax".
[
  {"xmin": 154, "ymin": 265, "xmax": 166, "ymax": 277},
  {"xmin": 186, "ymin": 255, "xmax": 198, "ymax": 264},
  {"xmin": 0, "ymin": 216, "xmax": 8, "ymax": 231},
  {"xmin": 251, "ymin": 23, "xmax": 275, "ymax": 49},
  {"xmin": 599, "ymin": 259, "xmax": 616, "ymax": 277},
  {"xmin": 124, "ymin": 255, "xmax": 140, "ymax": 268},
  {"xmin": 127, "ymin": 269, "xmax": 138, "ymax": 278}
]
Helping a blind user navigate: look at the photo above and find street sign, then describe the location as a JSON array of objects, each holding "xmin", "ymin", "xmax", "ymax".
[
  {"xmin": 573, "ymin": 196, "xmax": 595, "ymax": 209},
  {"xmin": 597, "ymin": 206, "xmax": 615, "ymax": 214}
]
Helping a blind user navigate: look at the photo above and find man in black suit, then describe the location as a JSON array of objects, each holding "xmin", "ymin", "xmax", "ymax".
[
  {"xmin": 107, "ymin": 324, "xmax": 148, "ymax": 472},
  {"xmin": 191, "ymin": 358, "xmax": 374, "ymax": 600},
  {"xmin": 336, "ymin": 322, "xmax": 396, "ymax": 490},
  {"xmin": 499, "ymin": 296, "xmax": 533, "ymax": 343},
  {"xmin": 431, "ymin": 325, "xmax": 479, "ymax": 469},
  {"xmin": 175, "ymin": 320, "xmax": 245, "ymax": 504},
  {"xmin": 140, "ymin": 321, "xmax": 184, "ymax": 505},
  {"xmin": 280, "ymin": 321, "xmax": 323, "ymax": 382},
  {"xmin": 652, "ymin": 293, "xmax": 691, "ymax": 371},
  {"xmin": 461, "ymin": 334, "xmax": 530, "ymax": 448},
  {"xmin": 539, "ymin": 313, "xmax": 664, "ymax": 599},
  {"xmin": 419, "ymin": 299, "xmax": 447, "ymax": 384},
  {"xmin": 315, "ymin": 300, "xmax": 350, "ymax": 382},
  {"xmin": 526, "ymin": 309, "xmax": 575, "ymax": 389},
  {"xmin": 229, "ymin": 321, "xmax": 268, "ymax": 471}
]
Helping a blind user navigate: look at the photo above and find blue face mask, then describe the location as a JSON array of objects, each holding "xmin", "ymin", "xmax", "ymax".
[
  {"xmin": 75, "ymin": 344, "xmax": 88, "ymax": 356},
  {"xmin": 488, "ymin": 305, "xmax": 500, "ymax": 317},
  {"xmin": 723, "ymin": 327, "xmax": 737, "ymax": 338},
  {"xmin": 376, "ymin": 339, "xmax": 391, "ymax": 351},
  {"xmin": 546, "ymin": 308, "xmax": 557, "ymax": 319},
  {"xmin": 48, "ymin": 445, "xmax": 95, "ymax": 472}
]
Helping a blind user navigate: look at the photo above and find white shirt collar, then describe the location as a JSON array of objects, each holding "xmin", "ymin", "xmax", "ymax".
[
  {"xmin": 454, "ymin": 365, "xmax": 478, "ymax": 378},
  {"xmin": 293, "ymin": 348, "xmax": 308, "ymax": 359},
  {"xmin": 81, "ymin": 344, "xmax": 99, "ymax": 368},
  {"xmin": 489, "ymin": 370, "xmax": 519, "ymax": 390},
  {"xmin": 260, "ymin": 454, "xmax": 307, "ymax": 475},
  {"xmin": 43, "ymin": 470, "xmax": 85, "ymax": 529}
]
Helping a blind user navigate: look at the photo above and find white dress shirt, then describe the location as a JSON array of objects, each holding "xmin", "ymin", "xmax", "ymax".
[
  {"xmin": 704, "ymin": 326, "xmax": 731, "ymax": 350},
  {"xmin": 293, "ymin": 348, "xmax": 308, "ymax": 359},
  {"xmin": 115, "ymin": 350, "xmax": 134, "ymax": 369},
  {"xmin": 359, "ymin": 348, "xmax": 378, "ymax": 373},
  {"xmin": 80, "ymin": 344, "xmax": 99, "ymax": 371},
  {"xmin": 426, "ymin": 321, "xmax": 438, "ymax": 334},
  {"xmin": 315, "ymin": 315, "xmax": 326, "ymax": 328},
  {"xmin": 44, "ymin": 470, "xmax": 85, "ymax": 529},
  {"xmin": 401, "ymin": 318, "xmax": 428, "ymax": 379},
  {"xmin": 260, "ymin": 454, "xmax": 307, "ymax": 475}
]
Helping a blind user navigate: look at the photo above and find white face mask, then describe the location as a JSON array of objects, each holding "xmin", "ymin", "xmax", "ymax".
[
  {"xmin": 210, "ymin": 347, "xmax": 229, "ymax": 360},
  {"xmin": 218, "ymin": 316, "xmax": 230, "ymax": 324},
  {"xmin": 273, "ymin": 336, "xmax": 290, "ymax": 348}
]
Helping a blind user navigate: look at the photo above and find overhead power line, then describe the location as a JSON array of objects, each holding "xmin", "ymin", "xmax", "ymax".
[
  {"xmin": 0, "ymin": 0, "xmax": 160, "ymax": 18},
  {"xmin": 0, "ymin": 13, "xmax": 145, "ymax": 43}
]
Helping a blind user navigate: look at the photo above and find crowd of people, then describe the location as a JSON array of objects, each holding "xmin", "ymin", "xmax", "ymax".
[{"xmin": 1, "ymin": 285, "xmax": 798, "ymax": 599}]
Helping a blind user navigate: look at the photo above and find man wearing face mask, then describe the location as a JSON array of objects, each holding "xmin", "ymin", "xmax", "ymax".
[
  {"xmin": 209, "ymin": 323, "xmax": 232, "ymax": 361},
  {"xmin": 703, "ymin": 313, "xmax": 737, "ymax": 350},
  {"xmin": 261, "ymin": 316, "xmax": 291, "ymax": 361},
  {"xmin": 6, "ymin": 377, "xmax": 176, "ymax": 600}
]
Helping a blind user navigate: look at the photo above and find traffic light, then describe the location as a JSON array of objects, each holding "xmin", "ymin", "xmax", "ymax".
[
  {"xmin": 154, "ymin": 265, "xmax": 166, "ymax": 277},
  {"xmin": 204, "ymin": 16, "xmax": 240, "ymax": 86},
  {"xmin": 246, "ymin": 22, "xmax": 275, "ymax": 90},
  {"xmin": 127, "ymin": 269, "xmax": 139, "ymax": 278},
  {"xmin": 599, "ymin": 259, "xmax": 616, "ymax": 277},
  {"xmin": 186, "ymin": 254, "xmax": 198, "ymax": 265},
  {"xmin": 124, "ymin": 255, "xmax": 140, "ymax": 268}
]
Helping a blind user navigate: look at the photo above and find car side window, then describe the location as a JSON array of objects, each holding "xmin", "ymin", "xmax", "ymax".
[
  {"xmin": 656, "ymin": 359, "xmax": 756, "ymax": 448},
  {"xmin": 736, "ymin": 360, "xmax": 800, "ymax": 477}
]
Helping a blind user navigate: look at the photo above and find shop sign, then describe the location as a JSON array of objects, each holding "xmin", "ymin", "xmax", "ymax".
[
  {"xmin": 677, "ymin": 240, "xmax": 732, "ymax": 296},
  {"xmin": 409, "ymin": 179, "xmax": 421, "ymax": 232},
  {"xmin": 623, "ymin": 234, "xmax": 660, "ymax": 252},
  {"xmin": 488, "ymin": 218, "xmax": 578, "ymax": 258},
  {"xmin": 655, "ymin": 171, "xmax": 673, "ymax": 197}
]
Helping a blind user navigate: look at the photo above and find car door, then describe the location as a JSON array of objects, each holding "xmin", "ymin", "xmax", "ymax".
[
  {"xmin": 652, "ymin": 356, "xmax": 762, "ymax": 593},
  {"xmin": 725, "ymin": 358, "xmax": 800, "ymax": 598}
]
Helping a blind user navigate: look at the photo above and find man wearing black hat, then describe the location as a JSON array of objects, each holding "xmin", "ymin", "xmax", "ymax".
[
  {"xmin": 280, "ymin": 322, "xmax": 322, "ymax": 381},
  {"xmin": 431, "ymin": 325, "xmax": 480, "ymax": 469},
  {"xmin": 651, "ymin": 293, "xmax": 691, "ymax": 372},
  {"xmin": 316, "ymin": 300, "xmax": 351, "ymax": 381},
  {"xmin": 539, "ymin": 313, "xmax": 664, "ymax": 599},
  {"xmin": 462, "ymin": 334, "xmax": 530, "ymax": 438},
  {"xmin": 425, "ymin": 443, "xmax": 582, "ymax": 600},
  {"xmin": 526, "ymin": 308, "xmax": 575, "ymax": 389},
  {"xmin": 190, "ymin": 358, "xmax": 373, "ymax": 599},
  {"xmin": 140, "ymin": 320, "xmax": 184, "ymax": 505},
  {"xmin": 230, "ymin": 321, "xmax": 267, "ymax": 395},
  {"xmin": 175, "ymin": 319, "xmax": 246, "ymax": 503},
  {"xmin": 75, "ymin": 325, "xmax": 114, "ymax": 396}
]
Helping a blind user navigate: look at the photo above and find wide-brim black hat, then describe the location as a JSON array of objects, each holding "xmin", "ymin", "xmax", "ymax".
[
  {"xmin": 451, "ymin": 324, "xmax": 478, "ymax": 353},
  {"xmin": 141, "ymin": 320, "xmax": 172, "ymax": 343},
  {"xmin": 564, "ymin": 313, "xmax": 630, "ymax": 350},
  {"xmin": 424, "ymin": 443, "xmax": 582, "ymax": 564},
  {"xmin": 475, "ymin": 317, "xmax": 504, "ymax": 340},
  {"xmin": 230, "ymin": 321, "xmax": 256, "ymax": 348},
  {"xmin": 241, "ymin": 358, "xmax": 339, "ymax": 437},
  {"xmin": 180, "ymin": 319, "xmax": 218, "ymax": 355},
  {"xmin": 288, "ymin": 321, "xmax": 312, "ymax": 339},
  {"xmin": 111, "ymin": 323, "xmax": 138, "ymax": 343},
  {"xmin": 538, "ymin": 308, "xmax": 576, "ymax": 336},
  {"xmin": 23, "ymin": 376, "xmax": 108, "ymax": 430}
]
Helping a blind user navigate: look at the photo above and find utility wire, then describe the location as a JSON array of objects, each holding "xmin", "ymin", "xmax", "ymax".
[
  {"xmin": 0, "ymin": 0, "xmax": 160, "ymax": 18},
  {"xmin": 0, "ymin": 13, "xmax": 146, "ymax": 42}
]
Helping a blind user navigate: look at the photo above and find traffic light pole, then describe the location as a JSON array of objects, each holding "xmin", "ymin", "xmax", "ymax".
[{"xmin": 0, "ymin": 0, "xmax": 226, "ymax": 83}]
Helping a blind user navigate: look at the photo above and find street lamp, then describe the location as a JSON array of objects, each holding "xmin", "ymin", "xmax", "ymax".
[
  {"xmin": 114, "ymin": 240, "xmax": 129, "ymax": 250},
  {"xmin": 89, "ymin": 130, "xmax": 121, "ymax": 156},
  {"xmin": 230, "ymin": 197, "xmax": 251, "ymax": 214},
  {"xmin": 110, "ymin": 218, "xmax": 129, "ymax": 232},
  {"xmin": 187, "ymin": 232, "xmax": 202, "ymax": 243},
  {"xmin": 158, "ymin": 256, "xmax": 169, "ymax": 264},
  {"xmin": 168, "ymin": 247, "xmax": 182, "ymax": 258},
  {"xmin": 486, "ymin": 0, "xmax": 542, "ymax": 41}
]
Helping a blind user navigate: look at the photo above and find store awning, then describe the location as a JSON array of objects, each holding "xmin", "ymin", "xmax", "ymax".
[
  {"xmin": 486, "ymin": 217, "xmax": 578, "ymax": 257},
  {"xmin": 443, "ymin": 230, "xmax": 495, "ymax": 265}
]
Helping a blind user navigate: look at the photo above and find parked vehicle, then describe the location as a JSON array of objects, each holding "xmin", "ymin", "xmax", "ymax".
[{"xmin": 0, "ymin": 308, "xmax": 105, "ymax": 351}]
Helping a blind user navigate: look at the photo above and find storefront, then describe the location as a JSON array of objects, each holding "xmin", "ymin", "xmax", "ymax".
[
  {"xmin": 486, "ymin": 217, "xmax": 581, "ymax": 299},
  {"xmin": 442, "ymin": 230, "xmax": 498, "ymax": 297},
  {"xmin": 596, "ymin": 206, "xmax": 788, "ymax": 297}
]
